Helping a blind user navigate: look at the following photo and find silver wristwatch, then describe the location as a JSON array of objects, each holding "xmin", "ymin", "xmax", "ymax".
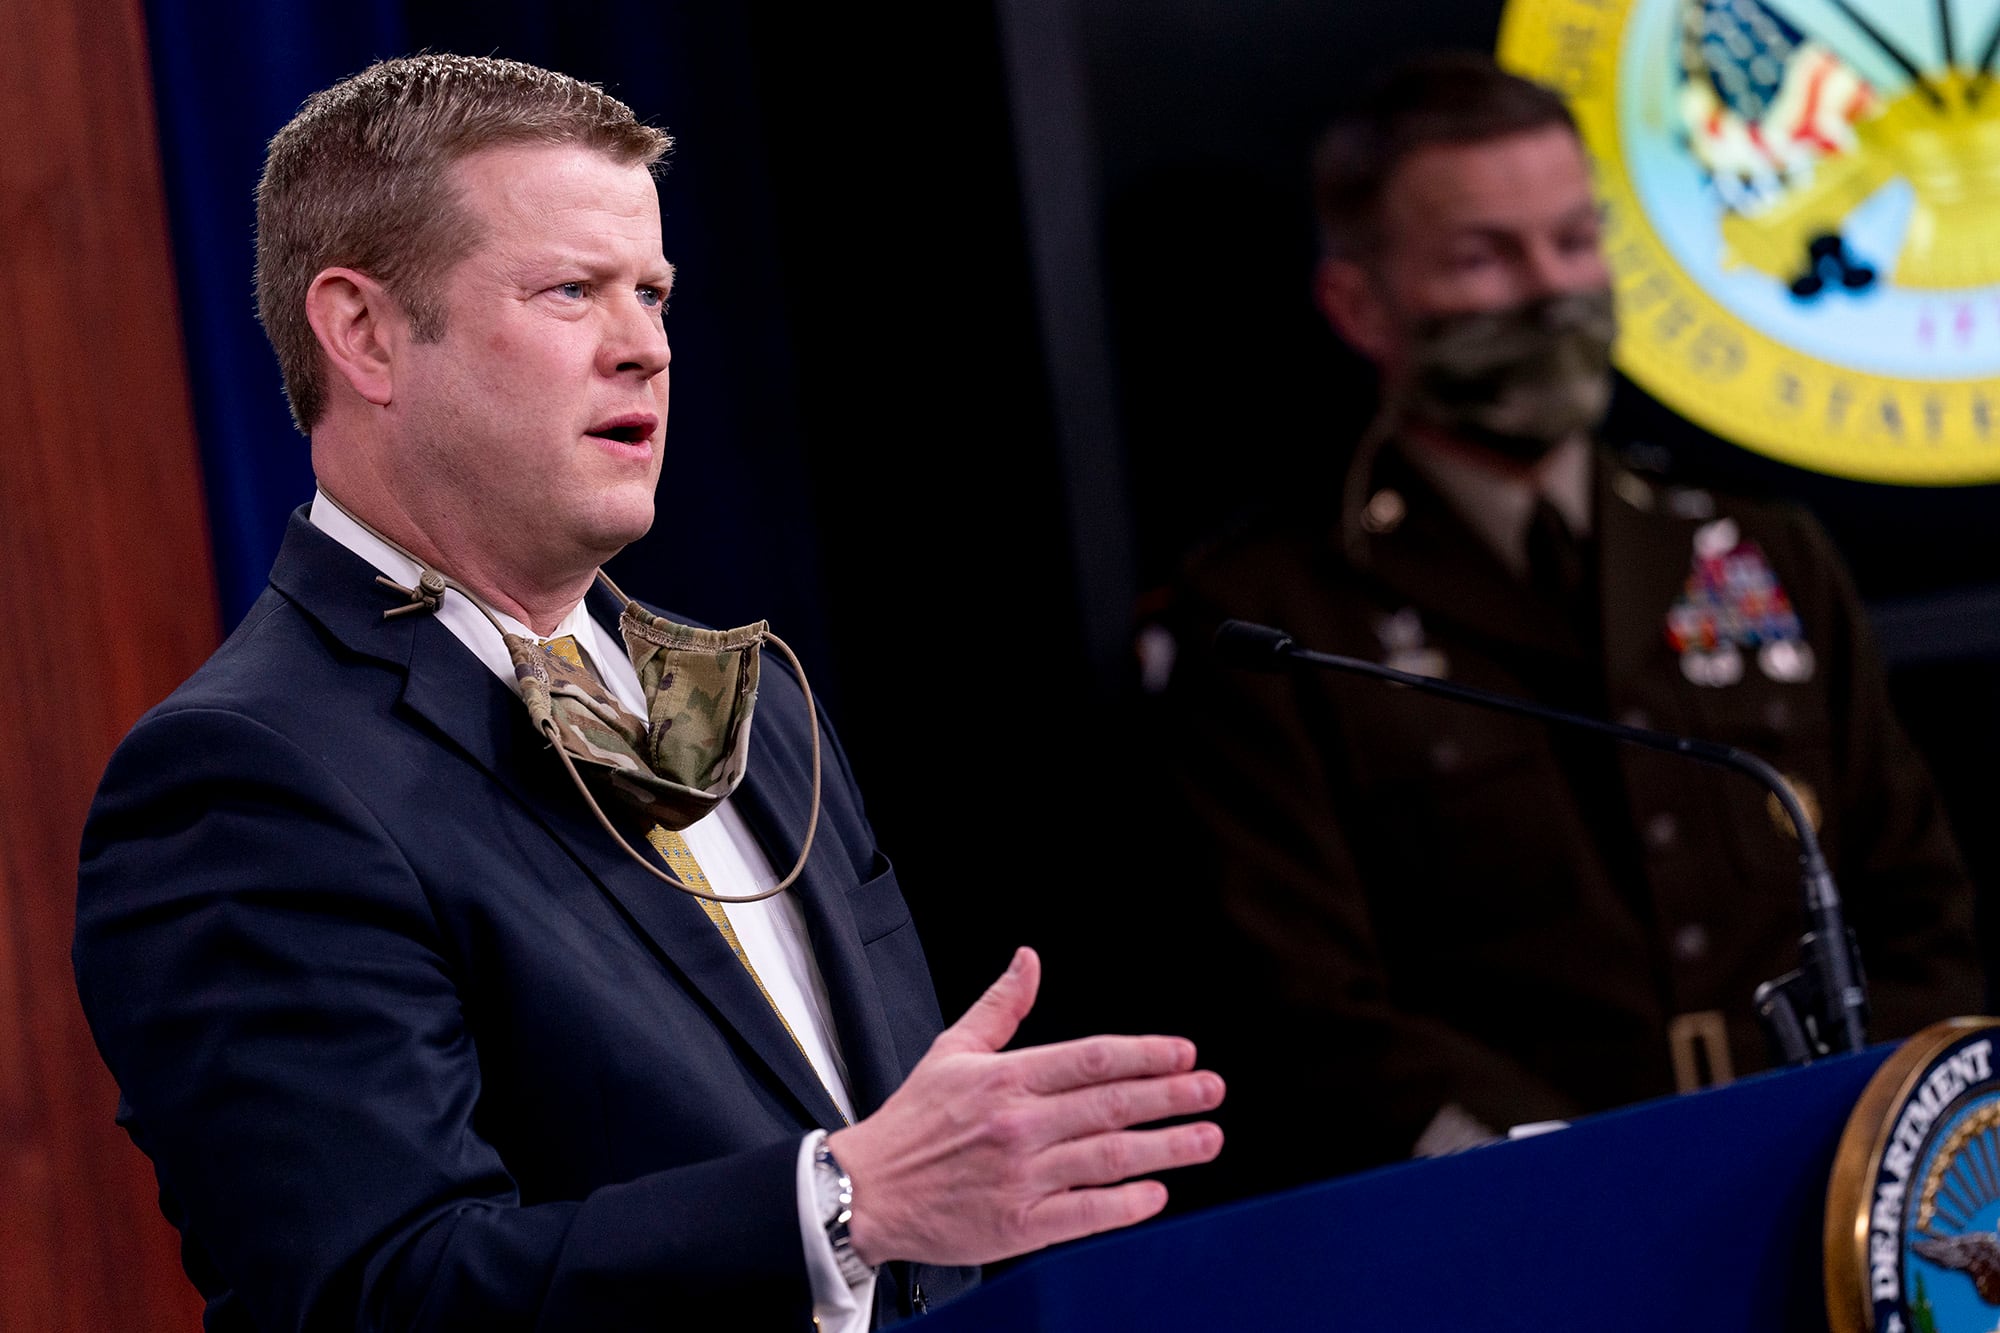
[{"xmin": 811, "ymin": 1134, "xmax": 875, "ymax": 1286}]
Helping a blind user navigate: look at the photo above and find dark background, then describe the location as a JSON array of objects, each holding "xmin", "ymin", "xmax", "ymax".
[
  {"xmin": 26, "ymin": 1, "xmax": 1993, "ymax": 1319},
  {"xmin": 142, "ymin": 0, "xmax": 2000, "ymax": 1074}
]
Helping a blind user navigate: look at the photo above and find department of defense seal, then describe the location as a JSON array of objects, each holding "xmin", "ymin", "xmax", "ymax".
[
  {"xmin": 1826, "ymin": 1017, "xmax": 2000, "ymax": 1332},
  {"xmin": 1497, "ymin": 0, "xmax": 2000, "ymax": 485}
]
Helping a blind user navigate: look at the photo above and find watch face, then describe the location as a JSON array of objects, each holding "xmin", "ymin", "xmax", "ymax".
[
  {"xmin": 814, "ymin": 1142, "xmax": 851, "ymax": 1219},
  {"xmin": 814, "ymin": 1141, "xmax": 873, "ymax": 1282}
]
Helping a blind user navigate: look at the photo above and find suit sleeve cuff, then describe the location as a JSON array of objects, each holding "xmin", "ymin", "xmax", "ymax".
[{"xmin": 798, "ymin": 1130, "xmax": 876, "ymax": 1332}]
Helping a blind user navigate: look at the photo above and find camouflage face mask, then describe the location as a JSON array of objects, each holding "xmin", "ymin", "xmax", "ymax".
[
  {"xmin": 1399, "ymin": 287, "xmax": 1618, "ymax": 462},
  {"xmin": 506, "ymin": 608, "xmax": 765, "ymax": 833},
  {"xmin": 334, "ymin": 481, "xmax": 819, "ymax": 902}
]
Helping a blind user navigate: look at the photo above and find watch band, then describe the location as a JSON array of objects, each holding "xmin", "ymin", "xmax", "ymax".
[{"xmin": 812, "ymin": 1134, "xmax": 875, "ymax": 1286}]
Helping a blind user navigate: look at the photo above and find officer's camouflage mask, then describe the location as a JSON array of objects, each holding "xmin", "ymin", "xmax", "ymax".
[
  {"xmin": 1399, "ymin": 287, "xmax": 1618, "ymax": 462},
  {"xmin": 506, "ymin": 609, "xmax": 764, "ymax": 832}
]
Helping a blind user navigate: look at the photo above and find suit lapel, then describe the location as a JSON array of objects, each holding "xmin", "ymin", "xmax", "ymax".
[
  {"xmin": 271, "ymin": 513, "xmax": 845, "ymax": 1130},
  {"xmin": 576, "ymin": 583, "xmax": 859, "ymax": 1129},
  {"xmin": 723, "ymin": 701, "xmax": 910, "ymax": 1122}
]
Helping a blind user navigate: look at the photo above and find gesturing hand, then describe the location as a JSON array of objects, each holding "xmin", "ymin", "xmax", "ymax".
[{"xmin": 825, "ymin": 945, "xmax": 1225, "ymax": 1268}]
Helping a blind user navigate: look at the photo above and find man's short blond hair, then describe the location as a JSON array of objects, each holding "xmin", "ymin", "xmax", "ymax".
[{"xmin": 255, "ymin": 53, "xmax": 674, "ymax": 432}]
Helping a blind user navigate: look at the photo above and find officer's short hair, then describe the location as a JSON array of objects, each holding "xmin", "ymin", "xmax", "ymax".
[{"xmin": 1311, "ymin": 51, "xmax": 1578, "ymax": 260}]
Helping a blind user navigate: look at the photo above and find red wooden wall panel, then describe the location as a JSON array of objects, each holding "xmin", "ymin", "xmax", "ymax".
[{"xmin": 1, "ymin": 0, "xmax": 219, "ymax": 1327}]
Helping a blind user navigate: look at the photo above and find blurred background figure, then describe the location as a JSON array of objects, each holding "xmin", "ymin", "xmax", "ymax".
[{"xmin": 1137, "ymin": 50, "xmax": 1984, "ymax": 1199}]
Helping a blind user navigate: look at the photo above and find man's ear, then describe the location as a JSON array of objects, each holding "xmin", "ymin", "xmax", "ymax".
[
  {"xmin": 304, "ymin": 267, "xmax": 401, "ymax": 408},
  {"xmin": 1313, "ymin": 257, "xmax": 1394, "ymax": 366}
]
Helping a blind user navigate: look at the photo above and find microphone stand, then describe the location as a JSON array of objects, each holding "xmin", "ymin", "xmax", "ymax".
[{"xmin": 1212, "ymin": 618, "xmax": 1869, "ymax": 1065}]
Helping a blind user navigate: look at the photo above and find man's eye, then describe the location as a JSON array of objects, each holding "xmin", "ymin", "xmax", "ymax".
[
  {"xmin": 1562, "ymin": 211, "xmax": 1606, "ymax": 253},
  {"xmin": 555, "ymin": 282, "xmax": 588, "ymax": 300},
  {"xmin": 638, "ymin": 286, "xmax": 667, "ymax": 311}
]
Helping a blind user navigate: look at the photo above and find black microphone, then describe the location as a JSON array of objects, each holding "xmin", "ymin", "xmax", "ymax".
[{"xmin": 1211, "ymin": 617, "xmax": 1869, "ymax": 1066}]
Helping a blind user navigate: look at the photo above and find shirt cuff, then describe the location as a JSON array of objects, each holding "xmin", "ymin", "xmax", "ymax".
[{"xmin": 797, "ymin": 1130, "xmax": 876, "ymax": 1333}]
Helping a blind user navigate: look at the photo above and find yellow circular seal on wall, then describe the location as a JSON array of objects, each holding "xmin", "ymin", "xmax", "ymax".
[{"xmin": 1498, "ymin": 0, "xmax": 2000, "ymax": 484}]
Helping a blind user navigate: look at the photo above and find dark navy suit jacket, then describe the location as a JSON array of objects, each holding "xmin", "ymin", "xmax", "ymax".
[{"xmin": 74, "ymin": 510, "xmax": 974, "ymax": 1331}]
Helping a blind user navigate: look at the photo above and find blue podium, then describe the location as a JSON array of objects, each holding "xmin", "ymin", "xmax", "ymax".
[{"xmin": 913, "ymin": 1044, "xmax": 1896, "ymax": 1332}]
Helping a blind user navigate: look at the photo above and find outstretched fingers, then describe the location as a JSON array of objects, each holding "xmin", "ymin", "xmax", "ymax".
[
  {"xmin": 1013, "ymin": 1065, "xmax": 1226, "ymax": 1151},
  {"xmin": 995, "ymin": 1116, "xmax": 1224, "ymax": 1255},
  {"xmin": 1010, "ymin": 1032, "xmax": 1202, "ymax": 1096},
  {"xmin": 1031, "ymin": 1119, "xmax": 1226, "ymax": 1196},
  {"xmin": 1016, "ymin": 1179, "xmax": 1175, "ymax": 1252},
  {"xmin": 933, "ymin": 946, "xmax": 1042, "ymax": 1057},
  {"xmin": 830, "ymin": 947, "xmax": 1231, "ymax": 1269}
]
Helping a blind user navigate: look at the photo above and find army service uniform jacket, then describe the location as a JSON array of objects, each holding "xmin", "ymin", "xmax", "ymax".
[{"xmin": 1153, "ymin": 442, "xmax": 1984, "ymax": 1186}]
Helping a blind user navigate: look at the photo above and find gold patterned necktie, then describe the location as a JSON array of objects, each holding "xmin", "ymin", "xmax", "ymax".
[{"xmin": 537, "ymin": 636, "xmax": 843, "ymax": 1120}]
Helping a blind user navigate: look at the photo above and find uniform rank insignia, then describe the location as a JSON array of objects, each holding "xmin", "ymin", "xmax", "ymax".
[{"xmin": 1665, "ymin": 518, "xmax": 1817, "ymax": 687}]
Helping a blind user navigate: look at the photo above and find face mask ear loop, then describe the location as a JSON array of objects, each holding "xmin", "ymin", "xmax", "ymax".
[
  {"xmin": 756, "ymin": 630, "xmax": 822, "ymax": 894},
  {"xmin": 539, "ymin": 722, "xmax": 797, "ymax": 903},
  {"xmin": 315, "ymin": 486, "xmax": 497, "ymax": 625},
  {"xmin": 594, "ymin": 568, "xmax": 635, "ymax": 604},
  {"xmin": 534, "ymin": 629, "xmax": 821, "ymax": 905},
  {"xmin": 322, "ymin": 528, "xmax": 815, "ymax": 904},
  {"xmin": 568, "ymin": 570, "xmax": 825, "ymax": 905}
]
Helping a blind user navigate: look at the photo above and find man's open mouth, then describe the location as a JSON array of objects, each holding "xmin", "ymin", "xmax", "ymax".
[{"xmin": 587, "ymin": 416, "xmax": 656, "ymax": 445}]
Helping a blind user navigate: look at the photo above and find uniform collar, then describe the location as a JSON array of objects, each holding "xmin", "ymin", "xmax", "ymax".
[{"xmin": 1396, "ymin": 433, "xmax": 1595, "ymax": 580}]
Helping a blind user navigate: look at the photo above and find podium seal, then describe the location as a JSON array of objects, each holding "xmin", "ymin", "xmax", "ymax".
[{"xmin": 1826, "ymin": 1017, "xmax": 2000, "ymax": 1333}]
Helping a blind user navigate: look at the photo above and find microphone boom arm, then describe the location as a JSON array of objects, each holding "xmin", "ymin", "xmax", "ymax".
[{"xmin": 1211, "ymin": 618, "xmax": 1869, "ymax": 1064}]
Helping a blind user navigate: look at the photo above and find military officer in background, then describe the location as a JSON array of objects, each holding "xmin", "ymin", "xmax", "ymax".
[{"xmin": 1144, "ymin": 50, "xmax": 1984, "ymax": 1197}]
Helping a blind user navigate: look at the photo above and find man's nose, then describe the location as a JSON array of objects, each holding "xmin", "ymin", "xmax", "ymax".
[
  {"xmin": 1520, "ymin": 238, "xmax": 1605, "ymax": 301},
  {"xmin": 1520, "ymin": 243, "xmax": 1572, "ymax": 298},
  {"xmin": 604, "ymin": 299, "xmax": 671, "ymax": 379}
]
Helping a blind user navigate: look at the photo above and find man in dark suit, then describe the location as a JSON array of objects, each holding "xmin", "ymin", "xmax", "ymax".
[
  {"xmin": 73, "ymin": 53, "xmax": 1224, "ymax": 1331},
  {"xmin": 1146, "ymin": 51, "xmax": 1980, "ymax": 1197}
]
